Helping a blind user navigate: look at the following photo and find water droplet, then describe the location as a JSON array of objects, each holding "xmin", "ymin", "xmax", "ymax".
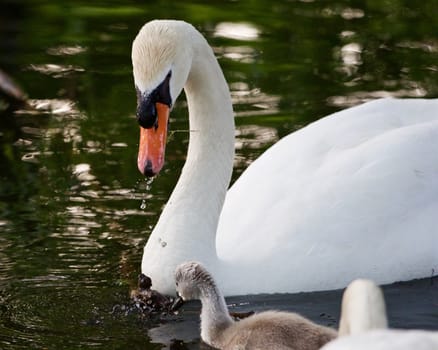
[
  {"xmin": 158, "ymin": 237, "xmax": 167, "ymax": 247},
  {"xmin": 140, "ymin": 200, "xmax": 147, "ymax": 210},
  {"xmin": 145, "ymin": 177, "xmax": 154, "ymax": 191}
]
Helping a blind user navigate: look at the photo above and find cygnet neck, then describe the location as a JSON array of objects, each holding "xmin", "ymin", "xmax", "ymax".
[{"xmin": 198, "ymin": 277, "xmax": 234, "ymax": 346}]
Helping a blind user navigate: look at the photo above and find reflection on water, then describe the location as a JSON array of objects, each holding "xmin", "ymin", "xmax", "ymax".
[
  {"xmin": 27, "ymin": 64, "xmax": 85, "ymax": 78},
  {"xmin": 327, "ymin": 87, "xmax": 428, "ymax": 108},
  {"xmin": 46, "ymin": 45, "xmax": 88, "ymax": 56},
  {"xmin": 219, "ymin": 46, "xmax": 257, "ymax": 64},
  {"xmin": 231, "ymin": 84, "xmax": 280, "ymax": 117},
  {"xmin": 214, "ymin": 22, "xmax": 260, "ymax": 41},
  {"xmin": 22, "ymin": 99, "xmax": 83, "ymax": 118},
  {"xmin": 1, "ymin": 0, "xmax": 438, "ymax": 348}
]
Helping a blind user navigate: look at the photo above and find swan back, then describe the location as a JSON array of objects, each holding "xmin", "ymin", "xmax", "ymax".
[
  {"xmin": 338, "ymin": 279, "xmax": 388, "ymax": 336},
  {"xmin": 218, "ymin": 98, "xmax": 438, "ymax": 295}
]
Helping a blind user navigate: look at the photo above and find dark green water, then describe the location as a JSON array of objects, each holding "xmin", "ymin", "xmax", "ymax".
[{"xmin": 0, "ymin": 1, "xmax": 437, "ymax": 348}]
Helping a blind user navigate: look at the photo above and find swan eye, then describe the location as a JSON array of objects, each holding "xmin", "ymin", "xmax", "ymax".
[
  {"xmin": 156, "ymin": 71, "xmax": 172, "ymax": 106},
  {"xmin": 137, "ymin": 89, "xmax": 158, "ymax": 129}
]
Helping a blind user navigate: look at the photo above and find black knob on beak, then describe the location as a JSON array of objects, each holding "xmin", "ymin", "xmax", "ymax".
[
  {"xmin": 137, "ymin": 95, "xmax": 158, "ymax": 129},
  {"xmin": 135, "ymin": 71, "xmax": 172, "ymax": 129}
]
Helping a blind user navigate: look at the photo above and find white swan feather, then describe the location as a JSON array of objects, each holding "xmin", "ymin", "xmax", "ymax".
[
  {"xmin": 321, "ymin": 279, "xmax": 438, "ymax": 349},
  {"xmin": 132, "ymin": 20, "xmax": 438, "ymax": 296}
]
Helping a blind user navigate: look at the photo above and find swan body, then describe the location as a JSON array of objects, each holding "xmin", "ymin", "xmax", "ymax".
[
  {"xmin": 175, "ymin": 261, "xmax": 337, "ymax": 350},
  {"xmin": 132, "ymin": 19, "xmax": 438, "ymax": 296},
  {"xmin": 321, "ymin": 279, "xmax": 438, "ymax": 349},
  {"xmin": 322, "ymin": 330, "xmax": 438, "ymax": 350}
]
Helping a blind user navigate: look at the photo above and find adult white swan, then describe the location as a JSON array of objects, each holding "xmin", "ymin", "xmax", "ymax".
[
  {"xmin": 321, "ymin": 279, "xmax": 438, "ymax": 350},
  {"xmin": 132, "ymin": 20, "xmax": 438, "ymax": 296}
]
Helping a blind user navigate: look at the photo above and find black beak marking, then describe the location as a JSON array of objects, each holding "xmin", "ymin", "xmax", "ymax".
[
  {"xmin": 136, "ymin": 71, "xmax": 172, "ymax": 129},
  {"xmin": 143, "ymin": 159, "xmax": 155, "ymax": 177},
  {"xmin": 136, "ymin": 93, "xmax": 157, "ymax": 129}
]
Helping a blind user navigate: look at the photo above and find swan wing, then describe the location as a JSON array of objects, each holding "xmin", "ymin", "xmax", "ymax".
[{"xmin": 217, "ymin": 98, "xmax": 438, "ymax": 292}]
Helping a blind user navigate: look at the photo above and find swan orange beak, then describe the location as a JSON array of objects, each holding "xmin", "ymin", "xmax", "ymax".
[{"xmin": 137, "ymin": 102, "xmax": 169, "ymax": 176}]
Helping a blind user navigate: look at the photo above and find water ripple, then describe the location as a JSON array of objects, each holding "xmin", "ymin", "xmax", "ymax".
[{"xmin": 26, "ymin": 64, "xmax": 85, "ymax": 78}]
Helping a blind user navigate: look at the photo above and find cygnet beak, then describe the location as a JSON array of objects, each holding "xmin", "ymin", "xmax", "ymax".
[{"xmin": 171, "ymin": 293, "xmax": 185, "ymax": 312}]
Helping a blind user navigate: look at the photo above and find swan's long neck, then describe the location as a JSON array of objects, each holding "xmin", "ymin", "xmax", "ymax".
[
  {"xmin": 141, "ymin": 36, "xmax": 235, "ymax": 295},
  {"xmin": 338, "ymin": 279, "xmax": 388, "ymax": 336}
]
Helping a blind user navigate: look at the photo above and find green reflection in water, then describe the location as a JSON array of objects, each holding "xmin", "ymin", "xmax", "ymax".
[{"xmin": 0, "ymin": 0, "xmax": 437, "ymax": 348}]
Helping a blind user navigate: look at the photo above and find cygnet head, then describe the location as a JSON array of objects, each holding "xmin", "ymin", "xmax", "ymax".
[{"xmin": 174, "ymin": 261, "xmax": 218, "ymax": 301}]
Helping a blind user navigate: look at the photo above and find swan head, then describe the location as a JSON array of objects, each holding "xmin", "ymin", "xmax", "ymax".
[
  {"xmin": 132, "ymin": 20, "xmax": 195, "ymax": 176},
  {"xmin": 174, "ymin": 261, "xmax": 217, "ymax": 301}
]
